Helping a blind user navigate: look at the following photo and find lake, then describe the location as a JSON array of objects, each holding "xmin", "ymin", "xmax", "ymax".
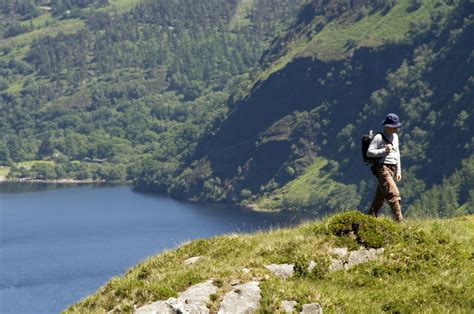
[{"xmin": 0, "ymin": 183, "xmax": 317, "ymax": 313}]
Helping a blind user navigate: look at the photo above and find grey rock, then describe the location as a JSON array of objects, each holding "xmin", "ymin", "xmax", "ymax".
[
  {"xmin": 282, "ymin": 300, "xmax": 297, "ymax": 313},
  {"xmin": 265, "ymin": 263, "xmax": 295, "ymax": 279},
  {"xmin": 173, "ymin": 280, "xmax": 217, "ymax": 313},
  {"xmin": 184, "ymin": 256, "xmax": 202, "ymax": 265},
  {"xmin": 134, "ymin": 280, "xmax": 217, "ymax": 314},
  {"xmin": 242, "ymin": 268, "xmax": 251, "ymax": 274},
  {"xmin": 328, "ymin": 259, "xmax": 344, "ymax": 272},
  {"xmin": 345, "ymin": 247, "xmax": 384, "ymax": 270},
  {"xmin": 134, "ymin": 301, "xmax": 174, "ymax": 314},
  {"xmin": 301, "ymin": 303, "xmax": 323, "ymax": 314},
  {"xmin": 218, "ymin": 281, "xmax": 261, "ymax": 314},
  {"xmin": 329, "ymin": 247, "xmax": 348, "ymax": 258},
  {"xmin": 308, "ymin": 260, "xmax": 316, "ymax": 272}
]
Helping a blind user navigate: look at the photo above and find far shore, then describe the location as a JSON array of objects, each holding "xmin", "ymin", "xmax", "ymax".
[{"xmin": 0, "ymin": 177, "xmax": 109, "ymax": 184}]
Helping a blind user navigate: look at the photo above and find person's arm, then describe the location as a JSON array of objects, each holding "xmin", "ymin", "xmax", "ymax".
[
  {"xmin": 367, "ymin": 134, "xmax": 386, "ymax": 157},
  {"xmin": 396, "ymin": 150, "xmax": 401, "ymax": 176},
  {"xmin": 397, "ymin": 144, "xmax": 402, "ymax": 181}
]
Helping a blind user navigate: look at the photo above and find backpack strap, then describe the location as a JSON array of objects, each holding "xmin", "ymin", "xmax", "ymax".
[{"xmin": 377, "ymin": 132, "xmax": 392, "ymax": 145}]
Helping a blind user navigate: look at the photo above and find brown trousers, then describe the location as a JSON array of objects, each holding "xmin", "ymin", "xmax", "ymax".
[{"xmin": 368, "ymin": 164, "xmax": 403, "ymax": 222}]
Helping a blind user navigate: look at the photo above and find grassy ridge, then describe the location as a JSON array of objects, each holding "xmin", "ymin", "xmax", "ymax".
[
  {"xmin": 0, "ymin": 0, "xmax": 140, "ymax": 60},
  {"xmin": 255, "ymin": 157, "xmax": 359, "ymax": 212},
  {"xmin": 256, "ymin": 158, "xmax": 334, "ymax": 210},
  {"xmin": 66, "ymin": 212, "xmax": 474, "ymax": 313},
  {"xmin": 261, "ymin": 0, "xmax": 453, "ymax": 80}
]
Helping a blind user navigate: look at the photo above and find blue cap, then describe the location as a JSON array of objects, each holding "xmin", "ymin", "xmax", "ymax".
[{"xmin": 382, "ymin": 113, "xmax": 402, "ymax": 128}]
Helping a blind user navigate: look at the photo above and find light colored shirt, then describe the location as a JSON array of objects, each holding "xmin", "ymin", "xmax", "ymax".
[{"xmin": 367, "ymin": 132, "xmax": 401, "ymax": 176}]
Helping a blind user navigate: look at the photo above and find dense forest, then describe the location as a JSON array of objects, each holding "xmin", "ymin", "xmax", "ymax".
[
  {"xmin": 1, "ymin": 0, "xmax": 472, "ymax": 218},
  {"xmin": 0, "ymin": 0, "xmax": 303, "ymax": 181}
]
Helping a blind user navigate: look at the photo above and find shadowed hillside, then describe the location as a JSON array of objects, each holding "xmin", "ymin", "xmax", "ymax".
[{"xmin": 167, "ymin": 0, "xmax": 473, "ymax": 217}]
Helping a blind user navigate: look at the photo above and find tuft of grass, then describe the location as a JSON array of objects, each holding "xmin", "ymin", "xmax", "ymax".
[
  {"xmin": 327, "ymin": 210, "xmax": 399, "ymax": 248},
  {"xmin": 65, "ymin": 213, "xmax": 474, "ymax": 313}
]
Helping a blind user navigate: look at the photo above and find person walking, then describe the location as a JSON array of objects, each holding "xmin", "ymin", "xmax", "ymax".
[{"xmin": 367, "ymin": 113, "xmax": 403, "ymax": 222}]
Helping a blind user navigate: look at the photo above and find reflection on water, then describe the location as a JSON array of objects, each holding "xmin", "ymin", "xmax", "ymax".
[{"xmin": 0, "ymin": 182, "xmax": 103, "ymax": 193}]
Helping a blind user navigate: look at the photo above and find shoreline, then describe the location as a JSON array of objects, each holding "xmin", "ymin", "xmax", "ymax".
[
  {"xmin": 0, "ymin": 178, "xmax": 109, "ymax": 184},
  {"xmin": 242, "ymin": 202, "xmax": 282, "ymax": 213}
]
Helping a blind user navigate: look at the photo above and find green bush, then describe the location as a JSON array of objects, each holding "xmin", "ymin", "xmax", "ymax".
[{"xmin": 327, "ymin": 211, "xmax": 400, "ymax": 248}]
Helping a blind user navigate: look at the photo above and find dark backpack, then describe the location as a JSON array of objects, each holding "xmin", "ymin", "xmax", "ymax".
[{"xmin": 361, "ymin": 131, "xmax": 391, "ymax": 165}]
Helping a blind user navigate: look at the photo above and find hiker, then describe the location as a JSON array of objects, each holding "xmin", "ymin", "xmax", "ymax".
[{"xmin": 367, "ymin": 113, "xmax": 403, "ymax": 222}]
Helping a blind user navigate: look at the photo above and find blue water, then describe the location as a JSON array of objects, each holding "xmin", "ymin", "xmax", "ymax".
[{"xmin": 0, "ymin": 183, "xmax": 315, "ymax": 313}]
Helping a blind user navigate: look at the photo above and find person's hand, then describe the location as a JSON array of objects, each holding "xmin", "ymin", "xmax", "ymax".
[
  {"xmin": 396, "ymin": 174, "xmax": 402, "ymax": 182},
  {"xmin": 385, "ymin": 144, "xmax": 393, "ymax": 153}
]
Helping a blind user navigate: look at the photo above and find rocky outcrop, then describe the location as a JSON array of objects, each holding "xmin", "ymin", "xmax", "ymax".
[
  {"xmin": 328, "ymin": 247, "xmax": 384, "ymax": 272},
  {"xmin": 135, "ymin": 247, "xmax": 382, "ymax": 314},
  {"xmin": 184, "ymin": 256, "xmax": 202, "ymax": 265},
  {"xmin": 301, "ymin": 303, "xmax": 323, "ymax": 314},
  {"xmin": 282, "ymin": 300, "xmax": 297, "ymax": 313},
  {"xmin": 345, "ymin": 247, "xmax": 384, "ymax": 270},
  {"xmin": 265, "ymin": 263, "xmax": 295, "ymax": 279},
  {"xmin": 218, "ymin": 281, "xmax": 261, "ymax": 314},
  {"xmin": 134, "ymin": 280, "xmax": 217, "ymax": 314}
]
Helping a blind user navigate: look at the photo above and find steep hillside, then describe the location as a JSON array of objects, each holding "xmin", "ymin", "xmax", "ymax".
[
  {"xmin": 0, "ymin": 0, "xmax": 304, "ymax": 181},
  {"xmin": 167, "ymin": 0, "xmax": 473, "ymax": 217},
  {"xmin": 66, "ymin": 212, "xmax": 474, "ymax": 312}
]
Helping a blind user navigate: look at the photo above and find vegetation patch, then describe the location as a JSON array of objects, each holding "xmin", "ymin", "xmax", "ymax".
[
  {"xmin": 261, "ymin": 0, "xmax": 454, "ymax": 80},
  {"xmin": 66, "ymin": 213, "xmax": 474, "ymax": 313},
  {"xmin": 327, "ymin": 210, "xmax": 399, "ymax": 248},
  {"xmin": 256, "ymin": 158, "xmax": 360, "ymax": 213}
]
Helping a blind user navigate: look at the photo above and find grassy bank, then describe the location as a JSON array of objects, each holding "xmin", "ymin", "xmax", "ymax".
[{"xmin": 66, "ymin": 211, "xmax": 474, "ymax": 313}]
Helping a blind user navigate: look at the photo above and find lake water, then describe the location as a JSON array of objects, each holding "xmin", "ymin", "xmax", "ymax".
[{"xmin": 0, "ymin": 183, "xmax": 317, "ymax": 313}]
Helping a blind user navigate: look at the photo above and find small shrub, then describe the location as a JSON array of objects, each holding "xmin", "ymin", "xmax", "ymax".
[{"xmin": 327, "ymin": 211, "xmax": 399, "ymax": 248}]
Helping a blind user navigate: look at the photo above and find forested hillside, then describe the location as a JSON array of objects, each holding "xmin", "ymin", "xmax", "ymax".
[
  {"xmin": 1, "ymin": 0, "xmax": 472, "ymax": 218},
  {"xmin": 164, "ymin": 0, "xmax": 473, "ymax": 217},
  {"xmin": 0, "ymin": 0, "xmax": 303, "ymax": 181}
]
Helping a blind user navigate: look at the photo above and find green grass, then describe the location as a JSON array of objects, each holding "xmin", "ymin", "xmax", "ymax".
[
  {"xmin": 255, "ymin": 157, "xmax": 338, "ymax": 211},
  {"xmin": 305, "ymin": 0, "xmax": 442, "ymax": 59},
  {"xmin": 260, "ymin": 0, "xmax": 453, "ymax": 80},
  {"xmin": 99, "ymin": 0, "xmax": 141, "ymax": 13},
  {"xmin": 16, "ymin": 160, "xmax": 55, "ymax": 169},
  {"xmin": 230, "ymin": 0, "xmax": 255, "ymax": 28},
  {"xmin": 0, "ymin": 166, "xmax": 10, "ymax": 177},
  {"xmin": 1, "ymin": 18, "xmax": 84, "ymax": 49},
  {"xmin": 65, "ymin": 212, "xmax": 474, "ymax": 313},
  {"xmin": 0, "ymin": 0, "xmax": 140, "ymax": 61}
]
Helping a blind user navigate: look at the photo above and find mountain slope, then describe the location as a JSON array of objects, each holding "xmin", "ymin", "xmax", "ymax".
[
  {"xmin": 0, "ymin": 0, "xmax": 304, "ymax": 182},
  {"xmin": 167, "ymin": 0, "xmax": 473, "ymax": 217}
]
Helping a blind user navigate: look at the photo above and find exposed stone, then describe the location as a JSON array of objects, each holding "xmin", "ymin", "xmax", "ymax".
[
  {"xmin": 308, "ymin": 260, "xmax": 317, "ymax": 272},
  {"xmin": 242, "ymin": 268, "xmax": 251, "ymax": 274},
  {"xmin": 218, "ymin": 281, "xmax": 261, "ymax": 314},
  {"xmin": 301, "ymin": 303, "xmax": 323, "ymax": 314},
  {"xmin": 134, "ymin": 301, "xmax": 174, "ymax": 314},
  {"xmin": 134, "ymin": 280, "xmax": 217, "ymax": 314},
  {"xmin": 265, "ymin": 263, "xmax": 295, "ymax": 279},
  {"xmin": 328, "ymin": 259, "xmax": 344, "ymax": 272},
  {"xmin": 344, "ymin": 247, "xmax": 384, "ymax": 270},
  {"xmin": 329, "ymin": 247, "xmax": 348, "ymax": 258},
  {"xmin": 184, "ymin": 256, "xmax": 202, "ymax": 265},
  {"xmin": 282, "ymin": 300, "xmax": 297, "ymax": 313}
]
